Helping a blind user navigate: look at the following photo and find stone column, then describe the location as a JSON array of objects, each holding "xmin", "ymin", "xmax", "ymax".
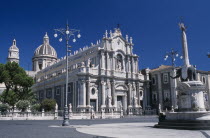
[
  {"xmin": 128, "ymin": 83, "xmax": 132, "ymax": 106},
  {"xmin": 134, "ymin": 58, "xmax": 137, "ymax": 73},
  {"xmin": 106, "ymin": 52, "xmax": 110, "ymax": 70},
  {"xmin": 123, "ymin": 57, "xmax": 126, "ymax": 72},
  {"xmin": 157, "ymin": 74, "xmax": 163, "ymax": 109},
  {"xmin": 111, "ymin": 54, "xmax": 116, "ymax": 71},
  {"xmin": 136, "ymin": 82, "xmax": 140, "ymax": 107},
  {"xmin": 107, "ymin": 81, "xmax": 112, "ymax": 107},
  {"xmin": 133, "ymin": 83, "xmax": 136, "ymax": 98},
  {"xmin": 197, "ymin": 73, "xmax": 200, "ymax": 81},
  {"xmin": 111, "ymin": 81, "xmax": 116, "ymax": 106},
  {"xmin": 136, "ymin": 58, "xmax": 139, "ymax": 73},
  {"xmin": 128, "ymin": 83, "xmax": 133, "ymax": 115},
  {"xmin": 101, "ymin": 81, "xmax": 106, "ymax": 107},
  {"xmin": 143, "ymin": 84, "xmax": 147, "ymax": 110},
  {"xmin": 35, "ymin": 59, "xmax": 39, "ymax": 71},
  {"xmin": 86, "ymin": 80, "xmax": 90, "ymax": 107},
  {"xmin": 170, "ymin": 69, "xmax": 177, "ymax": 108},
  {"xmin": 100, "ymin": 52, "xmax": 105, "ymax": 69},
  {"xmin": 131, "ymin": 57, "xmax": 134, "ymax": 73},
  {"xmin": 127, "ymin": 56, "xmax": 131, "ymax": 73},
  {"xmin": 42, "ymin": 59, "xmax": 45, "ymax": 69},
  {"xmin": 80, "ymin": 80, "xmax": 86, "ymax": 107}
]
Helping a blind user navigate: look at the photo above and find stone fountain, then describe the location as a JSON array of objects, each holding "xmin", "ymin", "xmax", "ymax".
[{"xmin": 155, "ymin": 22, "xmax": 210, "ymax": 129}]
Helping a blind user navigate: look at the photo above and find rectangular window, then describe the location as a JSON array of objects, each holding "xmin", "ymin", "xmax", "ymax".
[
  {"xmin": 40, "ymin": 91, "xmax": 44, "ymax": 99},
  {"xmin": 46, "ymin": 89, "xmax": 52, "ymax": 98},
  {"xmin": 164, "ymin": 90, "xmax": 170, "ymax": 101},
  {"xmin": 56, "ymin": 87, "xmax": 60, "ymax": 95},
  {"xmin": 152, "ymin": 76, "xmax": 156, "ymax": 85},
  {"xmin": 163, "ymin": 73, "xmax": 168, "ymax": 83}
]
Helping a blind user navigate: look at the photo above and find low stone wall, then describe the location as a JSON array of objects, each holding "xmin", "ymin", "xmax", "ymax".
[
  {"xmin": 69, "ymin": 111, "xmax": 121, "ymax": 119},
  {"xmin": 0, "ymin": 111, "xmax": 57, "ymax": 120},
  {"xmin": 0, "ymin": 110, "xmax": 122, "ymax": 120},
  {"xmin": 0, "ymin": 108, "xmax": 154, "ymax": 120}
]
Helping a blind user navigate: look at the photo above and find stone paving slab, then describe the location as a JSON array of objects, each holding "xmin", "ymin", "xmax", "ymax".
[{"xmin": 76, "ymin": 122, "xmax": 210, "ymax": 138}]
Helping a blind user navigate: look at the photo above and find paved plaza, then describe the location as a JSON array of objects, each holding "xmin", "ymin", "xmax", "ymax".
[{"xmin": 0, "ymin": 116, "xmax": 210, "ymax": 138}]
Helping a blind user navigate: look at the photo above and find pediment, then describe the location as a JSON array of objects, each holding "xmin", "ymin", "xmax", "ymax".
[
  {"xmin": 112, "ymin": 37, "xmax": 126, "ymax": 52},
  {"xmin": 115, "ymin": 84, "xmax": 128, "ymax": 91}
]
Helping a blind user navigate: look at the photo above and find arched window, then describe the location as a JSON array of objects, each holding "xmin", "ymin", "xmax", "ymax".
[
  {"xmin": 140, "ymin": 91, "xmax": 143, "ymax": 96},
  {"xmin": 116, "ymin": 54, "xmax": 123, "ymax": 71},
  {"xmin": 39, "ymin": 63, "xmax": 42, "ymax": 70}
]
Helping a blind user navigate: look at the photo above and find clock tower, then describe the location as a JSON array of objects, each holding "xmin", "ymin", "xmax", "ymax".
[{"xmin": 7, "ymin": 39, "xmax": 19, "ymax": 64}]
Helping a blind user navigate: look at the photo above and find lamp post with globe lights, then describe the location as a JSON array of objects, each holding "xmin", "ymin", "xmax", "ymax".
[
  {"xmin": 54, "ymin": 23, "xmax": 81, "ymax": 126},
  {"xmin": 164, "ymin": 48, "xmax": 182, "ymax": 67},
  {"xmin": 164, "ymin": 48, "xmax": 182, "ymax": 109}
]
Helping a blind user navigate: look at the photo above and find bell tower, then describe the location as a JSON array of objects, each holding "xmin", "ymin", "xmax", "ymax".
[{"xmin": 7, "ymin": 39, "xmax": 19, "ymax": 64}]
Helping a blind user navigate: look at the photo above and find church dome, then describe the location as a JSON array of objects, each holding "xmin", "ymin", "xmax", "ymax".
[{"xmin": 34, "ymin": 33, "xmax": 57, "ymax": 58}]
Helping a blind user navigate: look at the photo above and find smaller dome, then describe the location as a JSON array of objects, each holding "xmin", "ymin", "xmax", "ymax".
[
  {"xmin": 34, "ymin": 33, "xmax": 57, "ymax": 58},
  {"xmin": 9, "ymin": 39, "xmax": 19, "ymax": 51}
]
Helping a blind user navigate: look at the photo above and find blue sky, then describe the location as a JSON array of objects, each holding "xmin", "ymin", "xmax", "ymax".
[{"xmin": 0, "ymin": 0, "xmax": 210, "ymax": 71}]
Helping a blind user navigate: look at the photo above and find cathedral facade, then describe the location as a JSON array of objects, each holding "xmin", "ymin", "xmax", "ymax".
[{"xmin": 32, "ymin": 28, "xmax": 146, "ymax": 114}]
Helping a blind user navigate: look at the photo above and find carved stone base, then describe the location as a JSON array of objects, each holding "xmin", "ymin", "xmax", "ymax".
[
  {"xmin": 77, "ymin": 105, "xmax": 87, "ymax": 112},
  {"xmin": 127, "ymin": 105, "xmax": 133, "ymax": 115},
  {"xmin": 177, "ymin": 81, "xmax": 206, "ymax": 111}
]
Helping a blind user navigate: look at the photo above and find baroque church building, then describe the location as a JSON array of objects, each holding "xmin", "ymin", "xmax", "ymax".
[{"xmin": 32, "ymin": 28, "xmax": 146, "ymax": 114}]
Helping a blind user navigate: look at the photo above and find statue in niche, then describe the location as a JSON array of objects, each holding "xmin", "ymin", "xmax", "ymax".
[
  {"xmin": 87, "ymin": 58, "xmax": 92, "ymax": 67},
  {"xmin": 107, "ymin": 96, "xmax": 112, "ymax": 106},
  {"xmin": 117, "ymin": 61, "xmax": 122, "ymax": 71},
  {"xmin": 116, "ymin": 54, "xmax": 123, "ymax": 71}
]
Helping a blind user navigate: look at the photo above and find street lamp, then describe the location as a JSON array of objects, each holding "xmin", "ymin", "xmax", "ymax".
[
  {"xmin": 54, "ymin": 23, "xmax": 81, "ymax": 126},
  {"xmin": 164, "ymin": 48, "xmax": 182, "ymax": 67}
]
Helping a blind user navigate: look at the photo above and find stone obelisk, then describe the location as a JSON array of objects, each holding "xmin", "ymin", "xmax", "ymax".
[
  {"xmin": 180, "ymin": 23, "xmax": 190, "ymax": 67},
  {"xmin": 179, "ymin": 23, "xmax": 191, "ymax": 80}
]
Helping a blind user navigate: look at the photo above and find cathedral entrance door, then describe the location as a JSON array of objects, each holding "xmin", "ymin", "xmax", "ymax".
[
  {"xmin": 90, "ymin": 99, "xmax": 96, "ymax": 111},
  {"xmin": 117, "ymin": 96, "xmax": 123, "ymax": 111}
]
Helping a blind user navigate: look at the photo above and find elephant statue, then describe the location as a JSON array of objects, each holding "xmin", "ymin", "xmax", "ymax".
[{"xmin": 171, "ymin": 66, "xmax": 197, "ymax": 81}]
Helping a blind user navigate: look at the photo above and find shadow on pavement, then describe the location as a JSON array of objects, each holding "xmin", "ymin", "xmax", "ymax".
[{"xmin": 200, "ymin": 131, "xmax": 210, "ymax": 138}]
